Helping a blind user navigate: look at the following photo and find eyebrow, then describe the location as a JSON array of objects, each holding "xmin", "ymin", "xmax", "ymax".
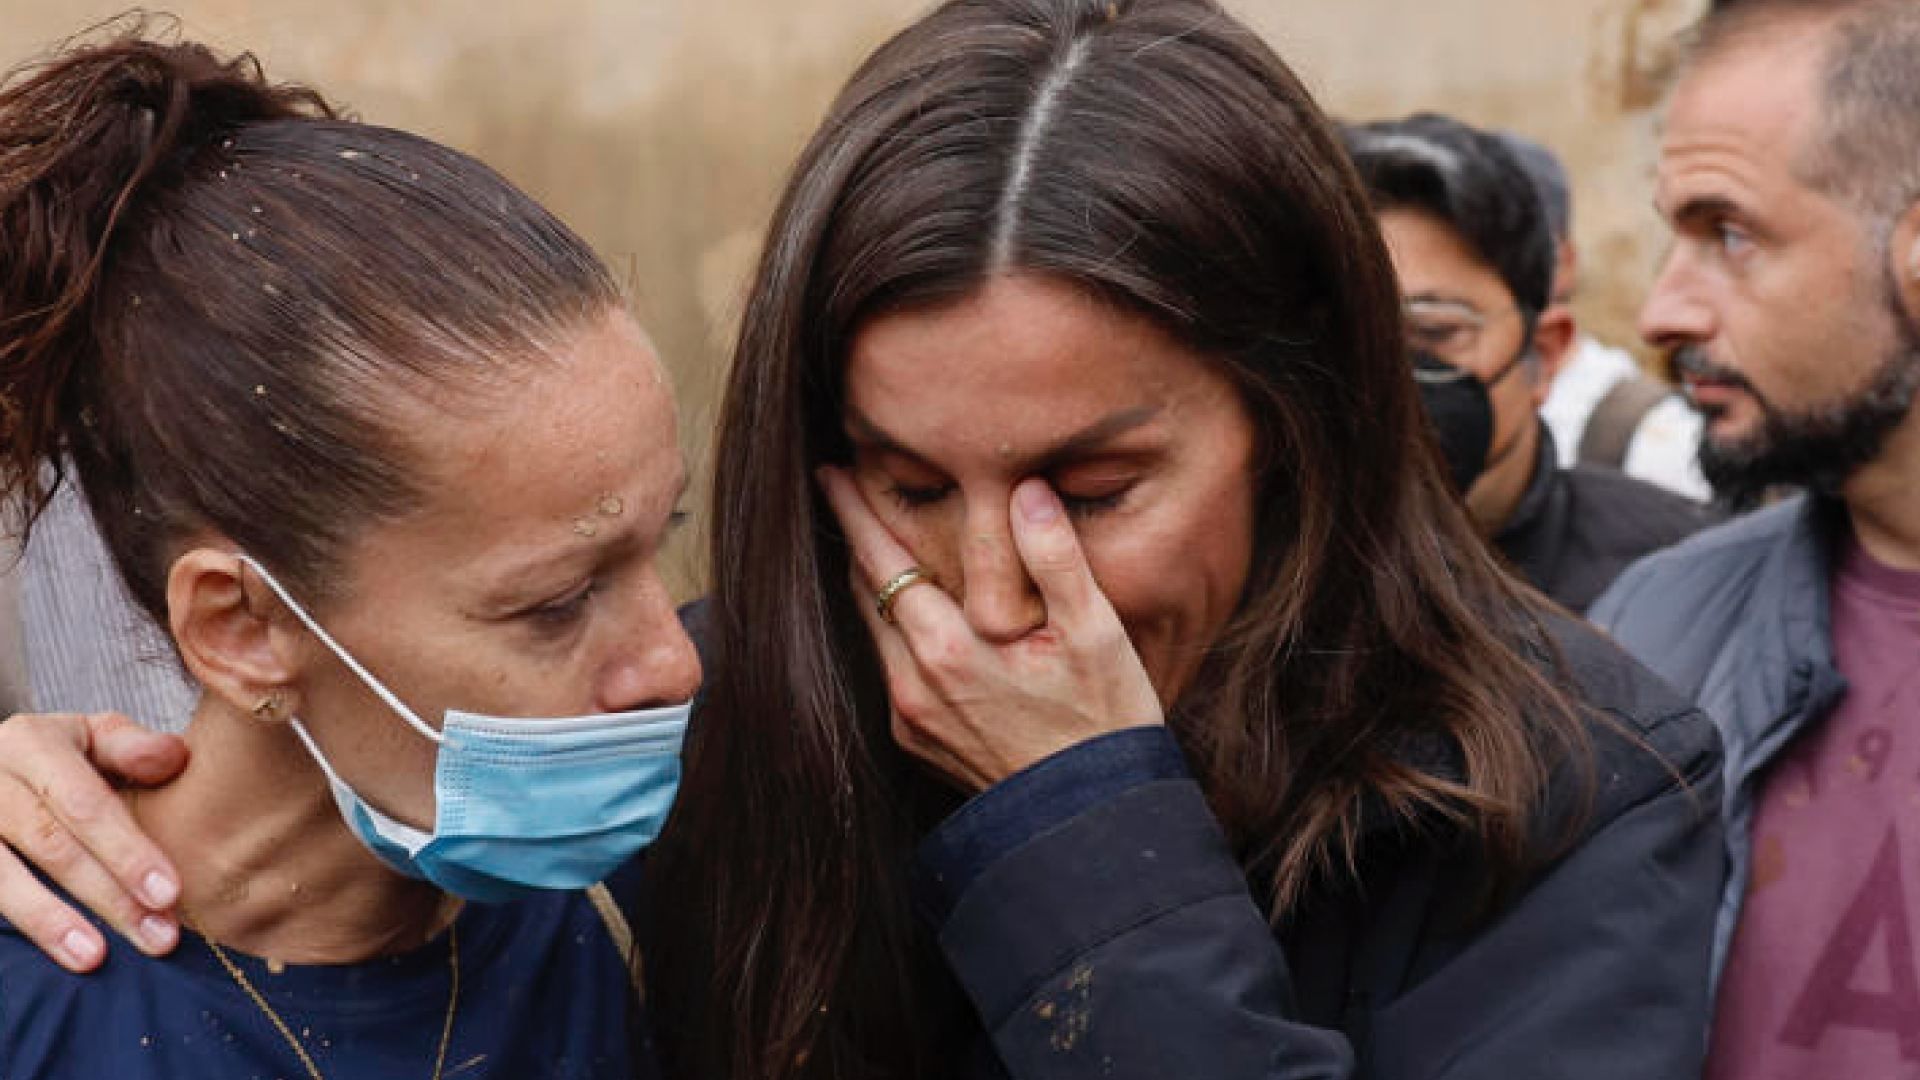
[
  {"xmin": 845, "ymin": 403, "xmax": 1164, "ymax": 472},
  {"xmin": 1661, "ymin": 194, "xmax": 1744, "ymax": 230}
]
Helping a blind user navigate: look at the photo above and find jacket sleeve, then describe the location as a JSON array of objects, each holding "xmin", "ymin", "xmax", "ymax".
[{"xmin": 915, "ymin": 720, "xmax": 1722, "ymax": 1080}]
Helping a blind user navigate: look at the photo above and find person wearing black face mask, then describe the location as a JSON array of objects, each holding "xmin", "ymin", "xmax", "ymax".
[
  {"xmin": 1412, "ymin": 349, "xmax": 1497, "ymax": 494},
  {"xmin": 1355, "ymin": 114, "xmax": 1717, "ymax": 611}
]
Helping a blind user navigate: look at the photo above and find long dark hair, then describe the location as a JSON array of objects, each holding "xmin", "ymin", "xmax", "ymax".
[
  {"xmin": 647, "ymin": 1, "xmax": 1585, "ymax": 1077},
  {"xmin": 0, "ymin": 18, "xmax": 619, "ymax": 614}
]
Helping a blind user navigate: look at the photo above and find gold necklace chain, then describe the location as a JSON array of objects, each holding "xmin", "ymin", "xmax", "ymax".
[
  {"xmin": 123, "ymin": 792, "xmax": 461, "ymax": 1078},
  {"xmin": 197, "ymin": 920, "xmax": 461, "ymax": 1080}
]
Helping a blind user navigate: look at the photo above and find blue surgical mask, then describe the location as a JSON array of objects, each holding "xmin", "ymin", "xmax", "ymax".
[{"xmin": 240, "ymin": 554, "xmax": 690, "ymax": 903}]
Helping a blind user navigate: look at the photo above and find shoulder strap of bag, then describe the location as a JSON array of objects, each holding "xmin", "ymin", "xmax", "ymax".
[
  {"xmin": 587, "ymin": 882, "xmax": 644, "ymax": 1001},
  {"xmin": 1577, "ymin": 374, "xmax": 1670, "ymax": 469}
]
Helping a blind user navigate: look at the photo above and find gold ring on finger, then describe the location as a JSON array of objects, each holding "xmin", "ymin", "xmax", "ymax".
[{"xmin": 875, "ymin": 567, "xmax": 934, "ymax": 625}]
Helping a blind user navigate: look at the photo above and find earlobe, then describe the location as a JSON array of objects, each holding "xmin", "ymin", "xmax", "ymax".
[
  {"xmin": 250, "ymin": 689, "xmax": 292, "ymax": 723},
  {"xmin": 1888, "ymin": 200, "xmax": 1920, "ymax": 324},
  {"xmin": 1529, "ymin": 307, "xmax": 1577, "ymax": 405},
  {"xmin": 167, "ymin": 546, "xmax": 303, "ymax": 722}
]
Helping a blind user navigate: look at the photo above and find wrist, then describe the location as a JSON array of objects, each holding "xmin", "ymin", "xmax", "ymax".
[{"xmin": 915, "ymin": 725, "xmax": 1188, "ymax": 923}]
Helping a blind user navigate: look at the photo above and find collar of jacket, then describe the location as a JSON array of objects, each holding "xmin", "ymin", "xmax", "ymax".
[
  {"xmin": 1714, "ymin": 494, "xmax": 1849, "ymax": 791},
  {"xmin": 1491, "ymin": 422, "xmax": 1568, "ymax": 584},
  {"xmin": 1496, "ymin": 421, "xmax": 1560, "ymax": 540}
]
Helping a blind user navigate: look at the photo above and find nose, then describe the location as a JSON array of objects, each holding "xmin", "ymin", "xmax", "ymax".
[
  {"xmin": 953, "ymin": 493, "xmax": 1046, "ymax": 644},
  {"xmin": 1638, "ymin": 246, "xmax": 1714, "ymax": 353},
  {"xmin": 599, "ymin": 568, "xmax": 703, "ymax": 711}
]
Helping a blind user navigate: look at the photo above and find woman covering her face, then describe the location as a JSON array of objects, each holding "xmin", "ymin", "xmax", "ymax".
[
  {"xmin": 0, "ymin": 25, "xmax": 698, "ymax": 1080},
  {"xmin": 0, "ymin": 2, "xmax": 1721, "ymax": 1078},
  {"xmin": 641, "ymin": 0, "xmax": 1723, "ymax": 1077}
]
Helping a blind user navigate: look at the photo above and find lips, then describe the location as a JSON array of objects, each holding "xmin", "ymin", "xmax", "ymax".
[
  {"xmin": 1682, "ymin": 376, "xmax": 1741, "ymax": 409},
  {"xmin": 1670, "ymin": 347, "xmax": 1751, "ymax": 406}
]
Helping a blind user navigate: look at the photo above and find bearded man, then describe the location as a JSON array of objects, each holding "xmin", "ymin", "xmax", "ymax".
[{"xmin": 1591, "ymin": 1, "xmax": 1920, "ymax": 1075}]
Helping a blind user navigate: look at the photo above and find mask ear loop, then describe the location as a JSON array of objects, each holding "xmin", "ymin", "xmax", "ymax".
[
  {"xmin": 1477, "ymin": 330, "xmax": 1541, "ymax": 474},
  {"xmin": 1481, "ymin": 342, "xmax": 1532, "ymax": 391},
  {"xmin": 235, "ymin": 553, "xmax": 446, "ymax": 746},
  {"xmin": 1481, "ymin": 306, "xmax": 1542, "ymax": 391}
]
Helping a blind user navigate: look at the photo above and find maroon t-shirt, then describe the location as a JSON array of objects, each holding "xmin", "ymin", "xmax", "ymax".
[{"xmin": 1706, "ymin": 537, "xmax": 1920, "ymax": 1078}]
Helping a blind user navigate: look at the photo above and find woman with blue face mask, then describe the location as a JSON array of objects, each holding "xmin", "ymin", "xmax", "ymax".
[{"xmin": 0, "ymin": 24, "xmax": 696, "ymax": 1079}]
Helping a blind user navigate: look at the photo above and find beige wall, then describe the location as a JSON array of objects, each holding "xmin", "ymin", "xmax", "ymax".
[{"xmin": 3, "ymin": 0, "xmax": 1704, "ymax": 593}]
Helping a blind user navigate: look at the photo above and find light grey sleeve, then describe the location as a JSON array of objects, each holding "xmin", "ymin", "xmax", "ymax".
[
  {"xmin": 0, "ymin": 529, "xmax": 33, "ymax": 718},
  {"xmin": 20, "ymin": 482, "xmax": 196, "ymax": 733}
]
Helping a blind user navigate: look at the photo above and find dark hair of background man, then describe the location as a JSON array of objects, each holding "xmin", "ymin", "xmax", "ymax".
[{"xmin": 1341, "ymin": 113, "xmax": 1555, "ymax": 334}]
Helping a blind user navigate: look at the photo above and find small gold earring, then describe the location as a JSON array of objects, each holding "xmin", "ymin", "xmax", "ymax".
[{"xmin": 251, "ymin": 691, "xmax": 288, "ymax": 722}]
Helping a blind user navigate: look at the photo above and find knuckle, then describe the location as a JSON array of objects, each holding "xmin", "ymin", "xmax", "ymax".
[
  {"xmin": 1086, "ymin": 620, "xmax": 1129, "ymax": 655},
  {"xmin": 887, "ymin": 677, "xmax": 936, "ymax": 724},
  {"xmin": 24, "ymin": 802, "xmax": 84, "ymax": 872},
  {"xmin": 0, "ymin": 786, "xmax": 27, "ymax": 844},
  {"xmin": 889, "ymin": 713, "xmax": 916, "ymax": 747},
  {"xmin": 896, "ymin": 709, "xmax": 939, "ymax": 744},
  {"xmin": 2, "ymin": 716, "xmax": 55, "ymax": 758},
  {"xmin": 888, "ymin": 710, "xmax": 938, "ymax": 755},
  {"xmin": 920, "ymin": 632, "xmax": 973, "ymax": 678}
]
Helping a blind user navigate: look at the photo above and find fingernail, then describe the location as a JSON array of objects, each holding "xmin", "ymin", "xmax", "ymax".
[
  {"xmin": 59, "ymin": 928, "xmax": 101, "ymax": 969},
  {"xmin": 140, "ymin": 914, "xmax": 177, "ymax": 950},
  {"xmin": 141, "ymin": 871, "xmax": 178, "ymax": 908},
  {"xmin": 1016, "ymin": 481, "xmax": 1060, "ymax": 524}
]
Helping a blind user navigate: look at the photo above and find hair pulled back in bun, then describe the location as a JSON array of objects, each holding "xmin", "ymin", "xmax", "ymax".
[{"xmin": 0, "ymin": 16, "xmax": 620, "ymax": 621}]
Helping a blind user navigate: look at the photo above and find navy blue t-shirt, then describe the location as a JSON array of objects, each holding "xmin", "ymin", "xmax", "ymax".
[{"xmin": 0, "ymin": 875, "xmax": 652, "ymax": 1080}]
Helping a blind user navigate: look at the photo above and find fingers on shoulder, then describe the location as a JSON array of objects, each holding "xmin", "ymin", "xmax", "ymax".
[
  {"xmin": 0, "ymin": 850, "xmax": 105, "ymax": 971},
  {"xmin": 3, "ymin": 713, "xmax": 93, "ymax": 760}
]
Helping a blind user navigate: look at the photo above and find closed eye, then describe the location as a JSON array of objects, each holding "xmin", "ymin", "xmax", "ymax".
[
  {"xmin": 1054, "ymin": 476, "xmax": 1138, "ymax": 520},
  {"xmin": 884, "ymin": 482, "xmax": 954, "ymax": 511},
  {"xmin": 885, "ymin": 477, "xmax": 1137, "ymax": 519},
  {"xmin": 1061, "ymin": 490, "xmax": 1127, "ymax": 519},
  {"xmin": 521, "ymin": 580, "xmax": 598, "ymax": 635}
]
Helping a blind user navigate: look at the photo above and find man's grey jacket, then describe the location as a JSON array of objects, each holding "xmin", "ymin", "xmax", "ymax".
[{"xmin": 1589, "ymin": 494, "xmax": 1849, "ymax": 984}]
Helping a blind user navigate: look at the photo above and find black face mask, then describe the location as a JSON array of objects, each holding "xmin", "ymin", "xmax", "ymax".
[{"xmin": 1412, "ymin": 350, "xmax": 1494, "ymax": 493}]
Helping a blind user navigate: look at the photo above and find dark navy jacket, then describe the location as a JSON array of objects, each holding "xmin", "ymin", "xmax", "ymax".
[{"xmin": 913, "ymin": 613, "xmax": 1724, "ymax": 1079}]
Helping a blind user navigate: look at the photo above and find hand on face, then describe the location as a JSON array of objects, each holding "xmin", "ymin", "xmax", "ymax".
[{"xmin": 819, "ymin": 467, "xmax": 1164, "ymax": 792}]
